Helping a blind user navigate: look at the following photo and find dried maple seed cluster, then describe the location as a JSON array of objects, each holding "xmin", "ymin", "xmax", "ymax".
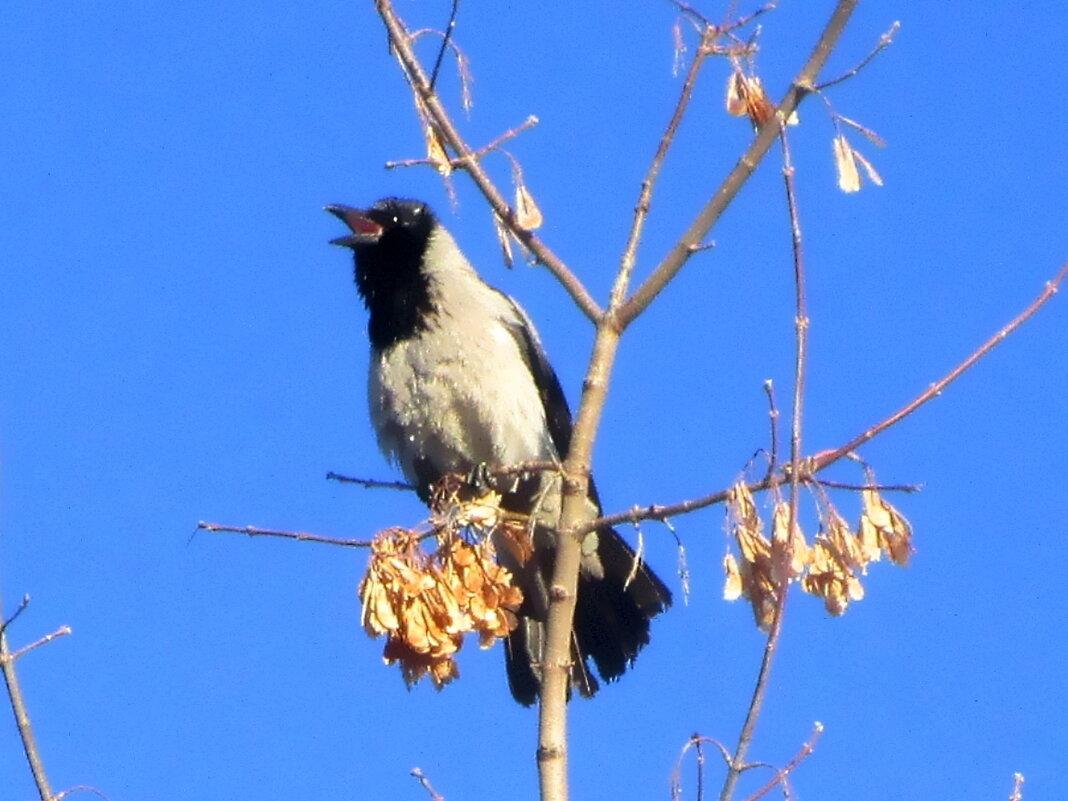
[
  {"xmin": 724, "ymin": 480, "xmax": 913, "ymax": 628},
  {"xmin": 358, "ymin": 491, "xmax": 525, "ymax": 690},
  {"xmin": 723, "ymin": 64, "xmax": 884, "ymax": 194}
]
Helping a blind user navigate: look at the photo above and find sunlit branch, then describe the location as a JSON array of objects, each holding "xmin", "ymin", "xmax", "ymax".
[
  {"xmin": 620, "ymin": 0, "xmax": 862, "ymax": 329},
  {"xmin": 1, "ymin": 593, "xmax": 59, "ymax": 800},
  {"xmin": 197, "ymin": 521, "xmax": 372, "ymax": 548},
  {"xmin": 374, "ymin": 0, "xmax": 602, "ymax": 321}
]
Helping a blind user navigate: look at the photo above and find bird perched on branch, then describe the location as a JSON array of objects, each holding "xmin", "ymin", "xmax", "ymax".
[{"xmin": 327, "ymin": 197, "xmax": 671, "ymax": 705}]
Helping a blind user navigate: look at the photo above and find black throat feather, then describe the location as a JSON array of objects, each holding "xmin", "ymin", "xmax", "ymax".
[{"xmin": 354, "ymin": 218, "xmax": 436, "ymax": 351}]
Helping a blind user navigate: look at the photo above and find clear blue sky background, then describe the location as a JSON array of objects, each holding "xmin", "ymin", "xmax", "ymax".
[{"xmin": 2, "ymin": 1, "xmax": 1066, "ymax": 799}]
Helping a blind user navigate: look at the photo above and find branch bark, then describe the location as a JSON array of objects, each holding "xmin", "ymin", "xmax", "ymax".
[
  {"xmin": 618, "ymin": 0, "xmax": 861, "ymax": 330},
  {"xmin": 1, "ymin": 594, "xmax": 58, "ymax": 801},
  {"xmin": 374, "ymin": 0, "xmax": 602, "ymax": 322}
]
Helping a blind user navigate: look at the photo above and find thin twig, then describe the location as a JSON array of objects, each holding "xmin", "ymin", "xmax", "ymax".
[
  {"xmin": 817, "ymin": 20, "xmax": 900, "ymax": 91},
  {"xmin": 718, "ymin": 598, "xmax": 787, "ymax": 801},
  {"xmin": 762, "ymin": 380, "xmax": 779, "ymax": 482},
  {"xmin": 613, "ymin": 21, "xmax": 716, "ymax": 311},
  {"xmin": 326, "ymin": 472, "xmax": 414, "ymax": 491},
  {"xmin": 197, "ymin": 521, "xmax": 373, "ymax": 548},
  {"xmin": 411, "ymin": 767, "xmax": 446, "ymax": 801},
  {"xmin": 54, "ymin": 786, "xmax": 113, "ymax": 801},
  {"xmin": 814, "ymin": 478, "xmax": 921, "ymax": 493},
  {"xmin": 671, "ymin": 734, "xmax": 733, "ymax": 801},
  {"xmin": 729, "ymin": 2, "xmax": 779, "ymax": 32},
  {"xmin": 718, "ymin": 115, "xmax": 810, "ymax": 801},
  {"xmin": 577, "ymin": 260, "xmax": 1067, "ymax": 537},
  {"xmin": 737, "ymin": 722, "xmax": 824, "ymax": 801},
  {"xmin": 1, "ymin": 594, "xmax": 30, "ymax": 636},
  {"xmin": 1008, "ymin": 772, "xmax": 1025, "ymax": 801},
  {"xmin": 0, "ymin": 595, "xmax": 57, "ymax": 800},
  {"xmin": 810, "ymin": 261, "xmax": 1068, "ymax": 471},
  {"xmin": 327, "ymin": 460, "xmax": 562, "ymax": 491},
  {"xmin": 374, "ymin": 0, "xmax": 602, "ymax": 321},
  {"xmin": 428, "ymin": 0, "xmax": 459, "ymax": 91},
  {"xmin": 386, "ymin": 115, "xmax": 539, "ymax": 170},
  {"xmin": 695, "ymin": 736, "xmax": 706, "ymax": 801},
  {"xmin": 10, "ymin": 626, "xmax": 72, "ymax": 662}
]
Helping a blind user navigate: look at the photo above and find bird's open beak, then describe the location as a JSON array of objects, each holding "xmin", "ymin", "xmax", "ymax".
[{"xmin": 325, "ymin": 204, "xmax": 383, "ymax": 248}]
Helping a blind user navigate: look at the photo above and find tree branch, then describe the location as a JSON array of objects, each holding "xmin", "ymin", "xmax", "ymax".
[
  {"xmin": 810, "ymin": 260, "xmax": 1068, "ymax": 471},
  {"xmin": 736, "ymin": 722, "xmax": 824, "ymax": 801},
  {"xmin": 619, "ymin": 0, "xmax": 861, "ymax": 329},
  {"xmin": 613, "ymin": 21, "xmax": 717, "ymax": 310},
  {"xmin": 197, "ymin": 521, "xmax": 373, "ymax": 548},
  {"xmin": 374, "ymin": 0, "xmax": 602, "ymax": 321},
  {"xmin": 386, "ymin": 115, "xmax": 539, "ymax": 170},
  {"xmin": 576, "ymin": 259, "xmax": 1066, "ymax": 537},
  {"xmin": 718, "ymin": 117, "xmax": 811, "ymax": 801},
  {"xmin": 1, "ymin": 594, "xmax": 59, "ymax": 801}
]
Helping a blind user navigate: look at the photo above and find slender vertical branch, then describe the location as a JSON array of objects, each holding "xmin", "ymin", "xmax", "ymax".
[
  {"xmin": 619, "ymin": 0, "xmax": 860, "ymax": 330},
  {"xmin": 613, "ymin": 25, "xmax": 716, "ymax": 310},
  {"xmin": 1, "ymin": 594, "xmax": 56, "ymax": 801},
  {"xmin": 374, "ymin": 0, "xmax": 602, "ymax": 321},
  {"xmin": 718, "ymin": 599, "xmax": 787, "ymax": 801},
  {"xmin": 781, "ymin": 121, "xmax": 809, "ymax": 495},
  {"xmin": 538, "ymin": 323, "xmax": 624, "ymax": 801},
  {"xmin": 718, "ymin": 117, "xmax": 809, "ymax": 801}
]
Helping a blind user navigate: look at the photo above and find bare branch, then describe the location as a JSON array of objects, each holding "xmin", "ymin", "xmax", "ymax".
[
  {"xmin": 613, "ymin": 22, "xmax": 717, "ymax": 311},
  {"xmin": 1, "ymin": 594, "xmax": 30, "ymax": 636},
  {"xmin": 817, "ymin": 20, "xmax": 900, "ymax": 91},
  {"xmin": 1008, "ymin": 772, "xmax": 1025, "ymax": 801},
  {"xmin": 374, "ymin": 0, "xmax": 602, "ymax": 321},
  {"xmin": 737, "ymin": 722, "xmax": 824, "ymax": 801},
  {"xmin": 326, "ymin": 472, "xmax": 415, "ymax": 491},
  {"xmin": 411, "ymin": 767, "xmax": 446, "ymax": 801},
  {"xmin": 620, "ymin": 0, "xmax": 862, "ymax": 329},
  {"xmin": 9, "ymin": 626, "xmax": 72, "ymax": 662},
  {"xmin": 197, "ymin": 521, "xmax": 373, "ymax": 548},
  {"xmin": 386, "ymin": 116, "xmax": 539, "ymax": 170},
  {"xmin": 810, "ymin": 261, "xmax": 1068, "ymax": 471},
  {"xmin": 718, "ymin": 595, "xmax": 788, "ymax": 801},
  {"xmin": 578, "ymin": 259, "xmax": 1066, "ymax": 536},
  {"xmin": 1, "ymin": 595, "xmax": 57, "ymax": 800},
  {"xmin": 718, "ymin": 116, "xmax": 810, "ymax": 801}
]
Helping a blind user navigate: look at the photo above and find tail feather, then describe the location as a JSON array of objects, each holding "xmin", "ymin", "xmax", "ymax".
[
  {"xmin": 504, "ymin": 618, "xmax": 598, "ymax": 707},
  {"xmin": 574, "ymin": 527, "xmax": 672, "ymax": 682},
  {"xmin": 501, "ymin": 524, "xmax": 671, "ymax": 705}
]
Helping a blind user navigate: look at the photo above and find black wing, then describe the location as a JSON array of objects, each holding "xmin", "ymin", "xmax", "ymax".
[{"xmin": 497, "ymin": 291, "xmax": 575, "ymax": 462}]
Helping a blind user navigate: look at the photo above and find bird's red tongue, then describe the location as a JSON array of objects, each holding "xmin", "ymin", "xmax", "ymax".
[{"xmin": 325, "ymin": 204, "xmax": 383, "ymax": 245}]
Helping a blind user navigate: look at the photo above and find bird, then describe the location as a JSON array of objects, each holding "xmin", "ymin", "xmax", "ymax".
[{"xmin": 326, "ymin": 197, "xmax": 671, "ymax": 705}]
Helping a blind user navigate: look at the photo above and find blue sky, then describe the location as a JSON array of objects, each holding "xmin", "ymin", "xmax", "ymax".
[{"xmin": 2, "ymin": 1, "xmax": 1066, "ymax": 799}]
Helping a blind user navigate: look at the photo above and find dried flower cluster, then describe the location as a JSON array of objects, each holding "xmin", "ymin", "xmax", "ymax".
[
  {"xmin": 726, "ymin": 69, "xmax": 777, "ymax": 129},
  {"xmin": 493, "ymin": 161, "xmax": 542, "ymax": 268},
  {"xmin": 725, "ymin": 68, "xmax": 802, "ymax": 130},
  {"xmin": 723, "ymin": 63, "xmax": 885, "ymax": 194},
  {"xmin": 723, "ymin": 480, "xmax": 913, "ymax": 628},
  {"xmin": 832, "ymin": 128, "xmax": 884, "ymax": 193},
  {"xmin": 358, "ymin": 489, "xmax": 525, "ymax": 690}
]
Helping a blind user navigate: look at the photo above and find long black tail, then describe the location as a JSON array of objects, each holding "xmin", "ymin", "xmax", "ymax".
[{"xmin": 503, "ymin": 526, "xmax": 672, "ymax": 706}]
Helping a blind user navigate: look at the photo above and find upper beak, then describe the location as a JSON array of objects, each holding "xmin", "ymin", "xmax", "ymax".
[{"xmin": 325, "ymin": 204, "xmax": 383, "ymax": 248}]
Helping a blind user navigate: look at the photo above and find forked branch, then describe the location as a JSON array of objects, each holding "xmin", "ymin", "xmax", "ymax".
[{"xmin": 374, "ymin": 0, "xmax": 601, "ymax": 321}]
